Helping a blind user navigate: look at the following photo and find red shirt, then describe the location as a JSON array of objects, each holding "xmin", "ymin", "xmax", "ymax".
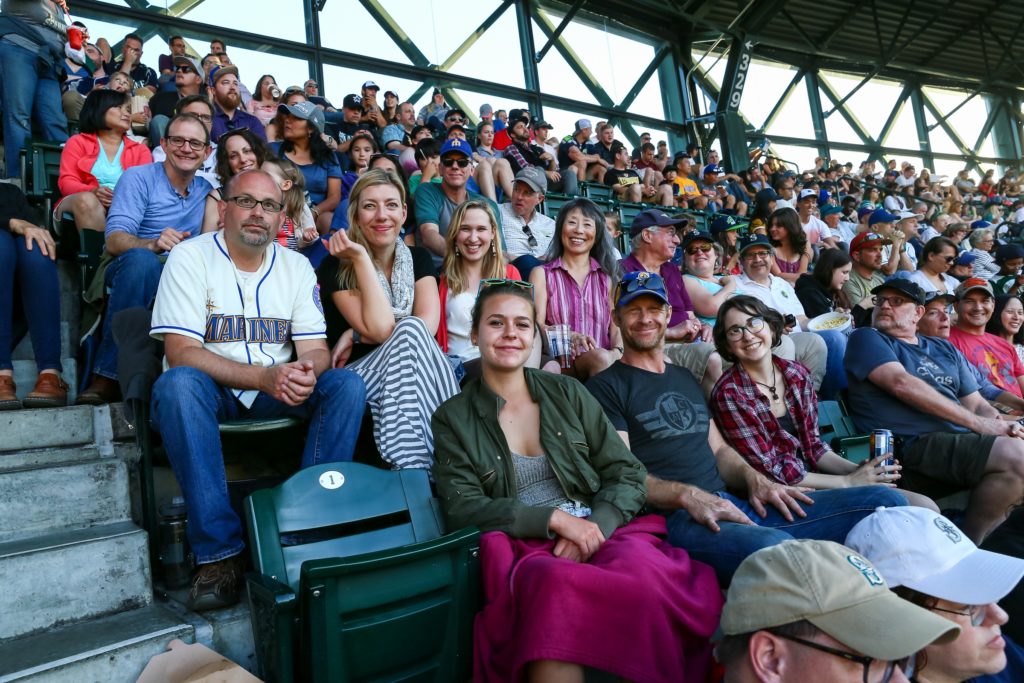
[
  {"xmin": 710, "ymin": 357, "xmax": 828, "ymax": 485},
  {"xmin": 949, "ymin": 327, "xmax": 1024, "ymax": 398}
]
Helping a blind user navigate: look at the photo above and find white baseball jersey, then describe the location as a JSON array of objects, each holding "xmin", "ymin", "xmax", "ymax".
[{"xmin": 151, "ymin": 231, "xmax": 327, "ymax": 407}]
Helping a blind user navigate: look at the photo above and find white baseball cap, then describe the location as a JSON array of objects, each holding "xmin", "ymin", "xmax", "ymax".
[
  {"xmin": 898, "ymin": 209, "xmax": 924, "ymax": 221},
  {"xmin": 846, "ymin": 507, "xmax": 1024, "ymax": 605},
  {"xmin": 798, "ymin": 188, "xmax": 818, "ymax": 201}
]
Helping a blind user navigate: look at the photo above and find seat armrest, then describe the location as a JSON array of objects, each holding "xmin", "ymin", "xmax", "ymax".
[{"xmin": 246, "ymin": 572, "xmax": 298, "ymax": 683}]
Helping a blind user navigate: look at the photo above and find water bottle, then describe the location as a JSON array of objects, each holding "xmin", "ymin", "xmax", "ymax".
[{"xmin": 158, "ymin": 497, "xmax": 193, "ymax": 589}]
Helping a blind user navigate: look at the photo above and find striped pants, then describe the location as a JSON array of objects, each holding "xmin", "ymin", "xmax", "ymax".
[{"xmin": 348, "ymin": 316, "xmax": 460, "ymax": 469}]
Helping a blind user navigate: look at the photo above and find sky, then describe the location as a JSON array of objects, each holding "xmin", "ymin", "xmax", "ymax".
[{"xmin": 81, "ymin": 0, "xmax": 1004, "ymax": 176}]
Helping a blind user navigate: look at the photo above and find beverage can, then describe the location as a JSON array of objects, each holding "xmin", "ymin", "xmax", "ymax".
[{"xmin": 871, "ymin": 429, "xmax": 894, "ymax": 468}]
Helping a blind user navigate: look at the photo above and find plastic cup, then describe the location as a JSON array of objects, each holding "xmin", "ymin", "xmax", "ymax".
[
  {"xmin": 547, "ymin": 324, "xmax": 573, "ymax": 370},
  {"xmin": 67, "ymin": 26, "xmax": 84, "ymax": 50}
]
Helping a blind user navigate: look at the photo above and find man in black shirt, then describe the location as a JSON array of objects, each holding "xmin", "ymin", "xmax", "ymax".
[
  {"xmin": 604, "ymin": 142, "xmax": 674, "ymax": 206},
  {"xmin": 585, "ymin": 271, "xmax": 906, "ymax": 583},
  {"xmin": 503, "ymin": 116, "xmax": 577, "ymax": 196}
]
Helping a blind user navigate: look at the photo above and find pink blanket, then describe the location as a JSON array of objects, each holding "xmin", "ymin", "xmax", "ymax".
[{"xmin": 474, "ymin": 514, "xmax": 722, "ymax": 683}]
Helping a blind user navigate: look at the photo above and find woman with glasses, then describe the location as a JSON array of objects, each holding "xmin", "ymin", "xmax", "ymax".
[
  {"xmin": 318, "ymin": 169, "xmax": 458, "ymax": 470},
  {"xmin": 847, "ymin": 506, "xmax": 1024, "ymax": 683},
  {"xmin": 767, "ymin": 207, "xmax": 811, "ymax": 285},
  {"xmin": 709, "ymin": 296, "xmax": 937, "ymax": 507},
  {"xmin": 529, "ymin": 198, "xmax": 621, "ymax": 380},
  {"xmin": 682, "ymin": 231, "xmax": 737, "ymax": 326},
  {"xmin": 986, "ymin": 294, "xmax": 1024, "ymax": 367},
  {"xmin": 57, "ymin": 89, "xmax": 153, "ymax": 236},
  {"xmin": 906, "ymin": 237, "xmax": 962, "ymax": 296},
  {"xmin": 431, "ymin": 279, "xmax": 722, "ymax": 683},
  {"xmin": 247, "ymin": 74, "xmax": 280, "ymax": 126}
]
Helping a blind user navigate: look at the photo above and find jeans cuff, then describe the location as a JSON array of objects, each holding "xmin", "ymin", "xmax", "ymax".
[{"xmin": 196, "ymin": 544, "xmax": 245, "ymax": 565}]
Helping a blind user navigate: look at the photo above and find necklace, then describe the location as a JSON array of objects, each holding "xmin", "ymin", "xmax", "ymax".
[{"xmin": 752, "ymin": 364, "xmax": 781, "ymax": 402}]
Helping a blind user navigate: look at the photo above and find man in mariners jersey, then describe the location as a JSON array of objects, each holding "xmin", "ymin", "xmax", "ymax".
[
  {"xmin": 585, "ymin": 271, "xmax": 905, "ymax": 585},
  {"xmin": 149, "ymin": 170, "xmax": 366, "ymax": 611}
]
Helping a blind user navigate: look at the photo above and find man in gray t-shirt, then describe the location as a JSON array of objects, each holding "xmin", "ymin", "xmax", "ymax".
[{"xmin": 0, "ymin": 0, "xmax": 70, "ymax": 178}]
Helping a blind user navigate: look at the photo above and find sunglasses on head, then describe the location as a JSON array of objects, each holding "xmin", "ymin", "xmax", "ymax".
[
  {"xmin": 442, "ymin": 157, "xmax": 470, "ymax": 168},
  {"xmin": 615, "ymin": 272, "xmax": 666, "ymax": 301},
  {"xmin": 478, "ymin": 278, "xmax": 535, "ymax": 298}
]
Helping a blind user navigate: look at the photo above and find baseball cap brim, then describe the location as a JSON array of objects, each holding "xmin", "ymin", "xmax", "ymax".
[
  {"xmin": 902, "ymin": 547, "xmax": 1024, "ymax": 605},
  {"xmin": 811, "ymin": 591, "xmax": 960, "ymax": 661},
  {"xmin": 616, "ymin": 288, "xmax": 670, "ymax": 308}
]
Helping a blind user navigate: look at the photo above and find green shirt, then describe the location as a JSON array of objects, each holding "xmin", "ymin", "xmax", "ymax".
[
  {"xmin": 842, "ymin": 268, "xmax": 885, "ymax": 307},
  {"xmin": 431, "ymin": 369, "xmax": 647, "ymax": 540}
]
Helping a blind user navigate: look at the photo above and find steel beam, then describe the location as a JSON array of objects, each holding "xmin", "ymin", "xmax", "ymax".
[
  {"xmin": 515, "ymin": 0, "xmax": 543, "ymax": 114},
  {"xmin": 805, "ymin": 69, "xmax": 830, "ymax": 160},
  {"xmin": 534, "ymin": 0, "xmax": 583, "ymax": 63},
  {"xmin": 877, "ymin": 86, "xmax": 912, "ymax": 145},
  {"xmin": 439, "ymin": 2, "xmax": 512, "ymax": 72},
  {"xmin": 909, "ymin": 85, "xmax": 935, "ymax": 171},
  {"xmin": 618, "ymin": 44, "xmax": 670, "ymax": 113},
  {"xmin": 760, "ymin": 68, "xmax": 806, "ymax": 131},
  {"xmin": 358, "ymin": 0, "xmax": 430, "ymax": 68},
  {"xmin": 817, "ymin": 78, "xmax": 876, "ymax": 149}
]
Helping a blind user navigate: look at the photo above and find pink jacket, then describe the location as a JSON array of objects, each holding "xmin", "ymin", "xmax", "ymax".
[{"xmin": 58, "ymin": 133, "xmax": 153, "ymax": 196}]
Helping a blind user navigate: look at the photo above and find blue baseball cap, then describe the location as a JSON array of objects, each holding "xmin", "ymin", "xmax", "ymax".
[
  {"xmin": 614, "ymin": 271, "xmax": 670, "ymax": 308},
  {"xmin": 702, "ymin": 163, "xmax": 725, "ymax": 176},
  {"xmin": 439, "ymin": 138, "xmax": 472, "ymax": 158},
  {"xmin": 868, "ymin": 208, "xmax": 900, "ymax": 226},
  {"xmin": 820, "ymin": 205, "xmax": 844, "ymax": 218},
  {"xmin": 954, "ymin": 252, "xmax": 977, "ymax": 266},
  {"xmin": 971, "ymin": 219, "xmax": 993, "ymax": 230}
]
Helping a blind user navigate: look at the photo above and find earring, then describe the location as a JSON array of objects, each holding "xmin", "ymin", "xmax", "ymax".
[
  {"xmin": 491, "ymin": 242, "xmax": 496, "ymax": 255},
  {"xmin": 455, "ymin": 247, "xmax": 461, "ymax": 257}
]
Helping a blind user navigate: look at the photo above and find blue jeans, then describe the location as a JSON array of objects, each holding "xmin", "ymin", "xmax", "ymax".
[
  {"xmin": 666, "ymin": 486, "xmax": 906, "ymax": 584},
  {"xmin": 814, "ymin": 329, "xmax": 848, "ymax": 400},
  {"xmin": 151, "ymin": 365, "xmax": 367, "ymax": 563},
  {"xmin": 0, "ymin": 229, "xmax": 62, "ymax": 370},
  {"xmin": 95, "ymin": 248, "xmax": 164, "ymax": 379},
  {"xmin": 511, "ymin": 254, "xmax": 544, "ymax": 281},
  {"xmin": 0, "ymin": 41, "xmax": 68, "ymax": 179}
]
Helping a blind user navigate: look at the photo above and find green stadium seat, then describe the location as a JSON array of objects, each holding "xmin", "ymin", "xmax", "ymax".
[
  {"xmin": 581, "ymin": 182, "xmax": 613, "ymax": 202},
  {"xmin": 245, "ymin": 462, "xmax": 480, "ymax": 683},
  {"xmin": 542, "ymin": 192, "xmax": 573, "ymax": 219}
]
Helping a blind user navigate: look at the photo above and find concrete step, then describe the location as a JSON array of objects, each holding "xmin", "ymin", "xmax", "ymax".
[
  {"xmin": 0, "ymin": 405, "xmax": 95, "ymax": 453},
  {"xmin": 0, "ymin": 603, "xmax": 193, "ymax": 683},
  {"xmin": 0, "ymin": 459, "xmax": 130, "ymax": 543},
  {"xmin": 160, "ymin": 597, "xmax": 257, "ymax": 674},
  {"xmin": 0, "ymin": 522, "xmax": 151, "ymax": 641}
]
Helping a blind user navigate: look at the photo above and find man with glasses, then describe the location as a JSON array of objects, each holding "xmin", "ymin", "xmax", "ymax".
[
  {"xmin": 151, "ymin": 95, "xmax": 220, "ymax": 188},
  {"xmin": 498, "ymin": 166, "xmax": 555, "ymax": 279},
  {"xmin": 148, "ymin": 55, "xmax": 205, "ymax": 143},
  {"xmin": 845, "ymin": 277, "xmax": 1024, "ymax": 543},
  {"xmin": 715, "ymin": 539, "xmax": 959, "ymax": 683},
  {"xmin": 414, "ymin": 138, "xmax": 500, "ymax": 268},
  {"xmin": 586, "ymin": 273, "xmax": 907, "ymax": 584},
  {"xmin": 77, "ymin": 112, "xmax": 216, "ymax": 405},
  {"xmin": 149, "ymin": 169, "xmax": 366, "ymax": 611},
  {"xmin": 847, "ymin": 506, "xmax": 1024, "ymax": 683}
]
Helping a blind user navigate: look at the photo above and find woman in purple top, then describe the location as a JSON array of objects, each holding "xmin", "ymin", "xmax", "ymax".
[
  {"xmin": 767, "ymin": 207, "xmax": 810, "ymax": 285},
  {"xmin": 530, "ymin": 198, "xmax": 621, "ymax": 379}
]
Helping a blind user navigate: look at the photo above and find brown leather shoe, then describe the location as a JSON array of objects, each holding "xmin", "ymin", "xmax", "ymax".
[
  {"xmin": 0, "ymin": 375, "xmax": 20, "ymax": 411},
  {"xmin": 75, "ymin": 375, "xmax": 121, "ymax": 406},
  {"xmin": 23, "ymin": 373, "xmax": 69, "ymax": 409},
  {"xmin": 186, "ymin": 555, "xmax": 244, "ymax": 612}
]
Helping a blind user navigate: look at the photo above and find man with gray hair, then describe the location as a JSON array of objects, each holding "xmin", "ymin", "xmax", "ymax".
[{"xmin": 498, "ymin": 166, "xmax": 555, "ymax": 279}]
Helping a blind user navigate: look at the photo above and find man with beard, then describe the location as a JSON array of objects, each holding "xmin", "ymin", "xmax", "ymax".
[
  {"xmin": 845, "ymin": 277, "xmax": 1024, "ymax": 544},
  {"xmin": 585, "ymin": 271, "xmax": 906, "ymax": 583},
  {"xmin": 208, "ymin": 65, "xmax": 265, "ymax": 142},
  {"xmin": 149, "ymin": 169, "xmax": 366, "ymax": 611},
  {"xmin": 77, "ymin": 113, "xmax": 215, "ymax": 405}
]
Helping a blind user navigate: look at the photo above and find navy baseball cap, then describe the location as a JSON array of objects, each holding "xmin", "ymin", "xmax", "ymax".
[
  {"xmin": 703, "ymin": 163, "xmax": 724, "ymax": 176},
  {"xmin": 682, "ymin": 230, "xmax": 714, "ymax": 249},
  {"xmin": 614, "ymin": 271, "xmax": 670, "ymax": 308},
  {"xmin": 710, "ymin": 214, "xmax": 747, "ymax": 235},
  {"xmin": 342, "ymin": 93, "xmax": 362, "ymax": 109},
  {"xmin": 630, "ymin": 209, "xmax": 689, "ymax": 237},
  {"xmin": 439, "ymin": 138, "xmax": 472, "ymax": 158},
  {"xmin": 738, "ymin": 233, "xmax": 774, "ymax": 255},
  {"xmin": 868, "ymin": 208, "xmax": 900, "ymax": 226},
  {"xmin": 755, "ymin": 187, "xmax": 780, "ymax": 203},
  {"xmin": 871, "ymin": 277, "xmax": 926, "ymax": 305},
  {"xmin": 995, "ymin": 243, "xmax": 1024, "ymax": 263}
]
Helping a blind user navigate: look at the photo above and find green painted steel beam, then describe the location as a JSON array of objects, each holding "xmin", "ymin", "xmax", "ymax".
[
  {"xmin": 920, "ymin": 93, "xmax": 978, "ymax": 168},
  {"xmin": 515, "ymin": 0, "xmax": 542, "ymax": 113},
  {"xmin": 909, "ymin": 85, "xmax": 935, "ymax": 171},
  {"xmin": 439, "ymin": 2, "xmax": 512, "ymax": 72},
  {"xmin": 878, "ymin": 86, "xmax": 912, "ymax": 146},
  {"xmin": 817, "ymin": 78, "xmax": 876, "ymax": 150},
  {"xmin": 756, "ymin": 134, "xmax": 1013, "ymax": 165},
  {"xmin": 358, "ymin": 0, "xmax": 430, "ymax": 68},
  {"xmin": 618, "ymin": 44, "xmax": 670, "ymax": 114},
  {"xmin": 805, "ymin": 69, "xmax": 829, "ymax": 160},
  {"xmin": 761, "ymin": 68, "xmax": 805, "ymax": 131}
]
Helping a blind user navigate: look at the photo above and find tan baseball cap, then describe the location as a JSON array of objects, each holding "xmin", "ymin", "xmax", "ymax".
[{"xmin": 720, "ymin": 540, "xmax": 960, "ymax": 661}]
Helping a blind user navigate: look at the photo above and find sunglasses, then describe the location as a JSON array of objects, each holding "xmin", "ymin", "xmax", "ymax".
[
  {"xmin": 478, "ymin": 278, "xmax": 535, "ymax": 298},
  {"xmin": 441, "ymin": 157, "xmax": 470, "ymax": 168},
  {"xmin": 614, "ymin": 272, "xmax": 665, "ymax": 302},
  {"xmin": 686, "ymin": 244, "xmax": 714, "ymax": 255},
  {"xmin": 174, "ymin": 65, "xmax": 195, "ymax": 73},
  {"xmin": 522, "ymin": 224, "xmax": 538, "ymax": 249}
]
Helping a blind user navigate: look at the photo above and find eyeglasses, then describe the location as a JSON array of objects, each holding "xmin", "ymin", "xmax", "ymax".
[
  {"xmin": 305, "ymin": 82, "xmax": 318, "ymax": 88},
  {"xmin": 446, "ymin": 117, "xmax": 465, "ymax": 124},
  {"xmin": 174, "ymin": 65, "xmax": 195, "ymax": 73},
  {"xmin": 522, "ymin": 224, "xmax": 538, "ymax": 249},
  {"xmin": 942, "ymin": 255, "xmax": 956, "ymax": 264},
  {"xmin": 724, "ymin": 316, "xmax": 766, "ymax": 341},
  {"xmin": 743, "ymin": 250, "xmax": 772, "ymax": 261},
  {"xmin": 225, "ymin": 195, "xmax": 284, "ymax": 213},
  {"xmin": 478, "ymin": 278, "xmax": 535, "ymax": 298},
  {"xmin": 772, "ymin": 632, "xmax": 914, "ymax": 683},
  {"xmin": 441, "ymin": 157, "xmax": 471, "ymax": 168},
  {"xmin": 165, "ymin": 135, "xmax": 207, "ymax": 151},
  {"xmin": 872, "ymin": 295, "xmax": 912, "ymax": 308},
  {"xmin": 686, "ymin": 244, "xmax": 714, "ymax": 255},
  {"xmin": 931, "ymin": 604, "xmax": 987, "ymax": 627},
  {"xmin": 614, "ymin": 272, "xmax": 666, "ymax": 302}
]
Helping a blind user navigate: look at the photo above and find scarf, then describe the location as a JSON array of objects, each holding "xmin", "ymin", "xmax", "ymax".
[{"xmin": 376, "ymin": 239, "xmax": 414, "ymax": 319}]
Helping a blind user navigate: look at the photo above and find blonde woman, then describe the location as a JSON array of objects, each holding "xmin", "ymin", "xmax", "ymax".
[{"xmin": 318, "ymin": 169, "xmax": 459, "ymax": 469}]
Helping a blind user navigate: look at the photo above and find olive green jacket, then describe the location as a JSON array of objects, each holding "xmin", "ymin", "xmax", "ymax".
[{"xmin": 431, "ymin": 369, "xmax": 647, "ymax": 539}]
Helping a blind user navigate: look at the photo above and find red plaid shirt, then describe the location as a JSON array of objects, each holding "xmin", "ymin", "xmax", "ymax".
[{"xmin": 710, "ymin": 357, "xmax": 828, "ymax": 485}]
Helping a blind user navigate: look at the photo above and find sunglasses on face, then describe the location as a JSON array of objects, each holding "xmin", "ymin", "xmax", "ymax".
[
  {"xmin": 441, "ymin": 157, "xmax": 470, "ymax": 168},
  {"xmin": 686, "ymin": 244, "xmax": 714, "ymax": 255},
  {"xmin": 174, "ymin": 65, "xmax": 195, "ymax": 73}
]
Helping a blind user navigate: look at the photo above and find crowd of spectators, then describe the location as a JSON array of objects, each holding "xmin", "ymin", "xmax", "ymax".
[{"xmin": 8, "ymin": 10, "xmax": 1024, "ymax": 681}]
